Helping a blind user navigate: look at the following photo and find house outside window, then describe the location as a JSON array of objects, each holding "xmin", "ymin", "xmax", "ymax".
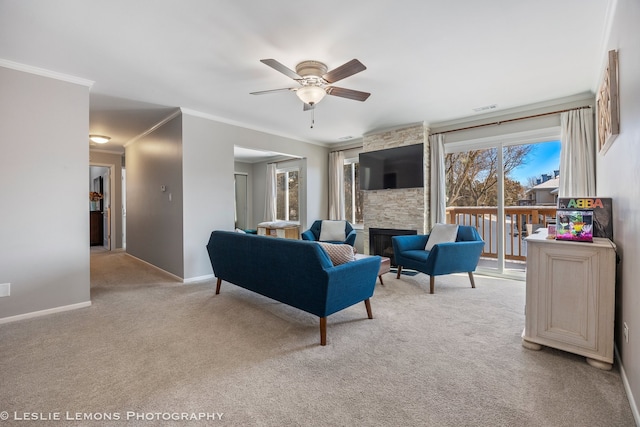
[
  {"xmin": 344, "ymin": 158, "xmax": 363, "ymax": 225},
  {"xmin": 276, "ymin": 167, "xmax": 299, "ymax": 222}
]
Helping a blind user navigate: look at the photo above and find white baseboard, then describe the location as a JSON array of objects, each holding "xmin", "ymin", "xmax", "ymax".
[
  {"xmin": 0, "ymin": 301, "xmax": 92, "ymax": 325},
  {"xmin": 123, "ymin": 253, "xmax": 214, "ymax": 284},
  {"xmin": 183, "ymin": 274, "xmax": 215, "ymax": 284},
  {"xmin": 615, "ymin": 344, "xmax": 640, "ymax": 426},
  {"xmin": 124, "ymin": 253, "xmax": 184, "ymax": 282}
]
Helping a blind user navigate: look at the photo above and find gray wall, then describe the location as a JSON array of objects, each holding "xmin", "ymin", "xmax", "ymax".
[
  {"xmin": 125, "ymin": 114, "xmax": 184, "ymax": 278},
  {"xmin": 122, "ymin": 111, "xmax": 330, "ymax": 281},
  {"xmin": 0, "ymin": 66, "xmax": 91, "ymax": 319},
  {"xmin": 597, "ymin": 0, "xmax": 640, "ymax": 416}
]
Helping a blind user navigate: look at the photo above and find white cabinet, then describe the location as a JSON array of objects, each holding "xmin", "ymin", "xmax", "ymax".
[{"xmin": 522, "ymin": 231, "xmax": 616, "ymax": 370}]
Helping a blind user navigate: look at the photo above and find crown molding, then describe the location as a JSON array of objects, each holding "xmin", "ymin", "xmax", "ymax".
[
  {"xmin": 0, "ymin": 58, "xmax": 94, "ymax": 87},
  {"xmin": 362, "ymin": 121, "xmax": 426, "ymax": 138},
  {"xmin": 428, "ymin": 92, "xmax": 594, "ymax": 132},
  {"xmin": 180, "ymin": 107, "xmax": 330, "ymax": 148},
  {"xmin": 123, "ymin": 109, "xmax": 182, "ymax": 147}
]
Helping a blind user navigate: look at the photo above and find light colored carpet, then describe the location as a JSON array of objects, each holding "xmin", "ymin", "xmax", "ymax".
[{"xmin": 0, "ymin": 250, "xmax": 635, "ymax": 426}]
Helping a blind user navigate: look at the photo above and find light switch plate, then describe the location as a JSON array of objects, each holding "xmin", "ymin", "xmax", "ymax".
[{"xmin": 0, "ymin": 283, "xmax": 10, "ymax": 297}]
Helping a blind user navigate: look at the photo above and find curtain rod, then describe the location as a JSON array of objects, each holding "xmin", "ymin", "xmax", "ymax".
[{"xmin": 433, "ymin": 105, "xmax": 592, "ymax": 135}]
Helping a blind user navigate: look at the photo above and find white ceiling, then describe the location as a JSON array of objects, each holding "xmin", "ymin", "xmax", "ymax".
[{"xmin": 0, "ymin": 0, "xmax": 613, "ymax": 155}]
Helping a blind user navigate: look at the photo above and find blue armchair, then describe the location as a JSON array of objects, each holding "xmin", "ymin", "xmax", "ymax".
[
  {"xmin": 301, "ymin": 220, "xmax": 357, "ymax": 246},
  {"xmin": 392, "ymin": 225, "xmax": 484, "ymax": 294}
]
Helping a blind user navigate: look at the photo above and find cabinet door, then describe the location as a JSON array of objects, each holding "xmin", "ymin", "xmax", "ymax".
[
  {"xmin": 533, "ymin": 243, "xmax": 614, "ymax": 361},
  {"xmin": 537, "ymin": 246, "xmax": 597, "ymax": 349}
]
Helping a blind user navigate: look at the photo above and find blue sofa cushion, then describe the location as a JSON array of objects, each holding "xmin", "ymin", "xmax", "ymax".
[{"xmin": 400, "ymin": 249, "xmax": 431, "ymax": 263}]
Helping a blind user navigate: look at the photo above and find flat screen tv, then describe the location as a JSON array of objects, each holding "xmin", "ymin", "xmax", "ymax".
[{"xmin": 359, "ymin": 144, "xmax": 424, "ymax": 190}]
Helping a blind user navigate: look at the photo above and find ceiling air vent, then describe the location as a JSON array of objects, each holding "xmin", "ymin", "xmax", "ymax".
[{"xmin": 473, "ymin": 104, "xmax": 497, "ymax": 113}]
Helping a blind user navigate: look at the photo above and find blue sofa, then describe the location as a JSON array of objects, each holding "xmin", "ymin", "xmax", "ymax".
[
  {"xmin": 206, "ymin": 230, "xmax": 381, "ymax": 345},
  {"xmin": 392, "ymin": 225, "xmax": 484, "ymax": 294}
]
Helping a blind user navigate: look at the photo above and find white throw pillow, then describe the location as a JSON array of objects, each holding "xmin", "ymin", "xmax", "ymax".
[
  {"xmin": 425, "ymin": 223, "xmax": 459, "ymax": 251},
  {"xmin": 319, "ymin": 220, "xmax": 347, "ymax": 242},
  {"xmin": 317, "ymin": 242, "xmax": 355, "ymax": 266}
]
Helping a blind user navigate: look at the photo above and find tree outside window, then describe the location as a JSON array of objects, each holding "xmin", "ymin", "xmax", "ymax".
[
  {"xmin": 276, "ymin": 168, "xmax": 299, "ymax": 221},
  {"xmin": 445, "ymin": 145, "xmax": 532, "ymax": 207}
]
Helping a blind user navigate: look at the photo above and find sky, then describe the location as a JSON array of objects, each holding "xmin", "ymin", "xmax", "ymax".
[{"xmin": 510, "ymin": 140, "xmax": 561, "ymax": 185}]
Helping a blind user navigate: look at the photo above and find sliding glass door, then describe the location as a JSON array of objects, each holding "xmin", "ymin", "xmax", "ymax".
[{"xmin": 444, "ymin": 134, "xmax": 560, "ymax": 278}]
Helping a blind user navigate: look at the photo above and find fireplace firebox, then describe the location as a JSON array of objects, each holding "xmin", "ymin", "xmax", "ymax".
[{"xmin": 369, "ymin": 228, "xmax": 417, "ymax": 266}]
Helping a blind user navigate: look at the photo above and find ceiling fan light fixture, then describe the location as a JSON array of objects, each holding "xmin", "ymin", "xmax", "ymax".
[
  {"xmin": 296, "ymin": 85, "xmax": 326, "ymax": 106},
  {"xmin": 89, "ymin": 134, "xmax": 111, "ymax": 144}
]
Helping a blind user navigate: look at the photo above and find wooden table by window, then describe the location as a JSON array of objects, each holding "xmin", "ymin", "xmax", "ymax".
[{"xmin": 257, "ymin": 221, "xmax": 300, "ymax": 239}]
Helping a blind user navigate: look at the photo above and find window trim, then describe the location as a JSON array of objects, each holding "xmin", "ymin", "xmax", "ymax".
[
  {"xmin": 276, "ymin": 166, "xmax": 300, "ymax": 223},
  {"xmin": 344, "ymin": 156, "xmax": 363, "ymax": 226}
]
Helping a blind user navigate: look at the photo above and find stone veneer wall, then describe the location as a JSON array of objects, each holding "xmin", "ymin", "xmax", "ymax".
[{"xmin": 362, "ymin": 123, "xmax": 430, "ymax": 254}]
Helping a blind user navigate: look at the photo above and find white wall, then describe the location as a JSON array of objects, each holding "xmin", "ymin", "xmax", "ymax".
[
  {"xmin": 181, "ymin": 111, "xmax": 329, "ymax": 280},
  {"xmin": 596, "ymin": 0, "xmax": 640, "ymax": 417},
  {"xmin": 181, "ymin": 111, "xmax": 330, "ymax": 267},
  {"xmin": 0, "ymin": 66, "xmax": 91, "ymax": 320},
  {"xmin": 125, "ymin": 114, "xmax": 184, "ymax": 278},
  {"xmin": 181, "ymin": 114, "xmax": 235, "ymax": 280}
]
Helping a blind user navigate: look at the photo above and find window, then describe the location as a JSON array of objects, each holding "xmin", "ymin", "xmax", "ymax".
[
  {"xmin": 344, "ymin": 158, "xmax": 363, "ymax": 225},
  {"xmin": 444, "ymin": 135, "xmax": 560, "ymax": 277},
  {"xmin": 276, "ymin": 167, "xmax": 299, "ymax": 222}
]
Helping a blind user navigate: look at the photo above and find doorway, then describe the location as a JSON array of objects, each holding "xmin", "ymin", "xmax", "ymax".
[{"xmin": 89, "ymin": 164, "xmax": 115, "ymax": 250}]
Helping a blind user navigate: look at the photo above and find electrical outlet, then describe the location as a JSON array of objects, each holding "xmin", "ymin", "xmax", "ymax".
[
  {"xmin": 624, "ymin": 322, "xmax": 629, "ymax": 343},
  {"xmin": 0, "ymin": 283, "xmax": 10, "ymax": 297}
]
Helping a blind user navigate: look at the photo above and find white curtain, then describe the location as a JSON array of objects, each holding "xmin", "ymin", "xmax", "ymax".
[
  {"xmin": 328, "ymin": 151, "xmax": 345, "ymax": 220},
  {"xmin": 429, "ymin": 133, "xmax": 446, "ymax": 227},
  {"xmin": 559, "ymin": 108, "xmax": 596, "ymax": 197},
  {"xmin": 264, "ymin": 163, "xmax": 277, "ymax": 222}
]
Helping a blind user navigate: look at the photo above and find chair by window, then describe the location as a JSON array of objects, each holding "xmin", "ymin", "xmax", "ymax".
[
  {"xmin": 301, "ymin": 220, "xmax": 357, "ymax": 246},
  {"xmin": 392, "ymin": 225, "xmax": 484, "ymax": 294}
]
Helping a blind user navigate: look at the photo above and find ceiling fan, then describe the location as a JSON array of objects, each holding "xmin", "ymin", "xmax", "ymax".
[{"xmin": 250, "ymin": 58, "xmax": 371, "ymax": 110}]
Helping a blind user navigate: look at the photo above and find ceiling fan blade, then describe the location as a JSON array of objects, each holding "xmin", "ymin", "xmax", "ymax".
[
  {"xmin": 322, "ymin": 59, "xmax": 366, "ymax": 83},
  {"xmin": 303, "ymin": 103, "xmax": 315, "ymax": 111},
  {"xmin": 260, "ymin": 59, "xmax": 301, "ymax": 80},
  {"xmin": 250, "ymin": 88, "xmax": 296, "ymax": 95},
  {"xmin": 326, "ymin": 86, "xmax": 371, "ymax": 102}
]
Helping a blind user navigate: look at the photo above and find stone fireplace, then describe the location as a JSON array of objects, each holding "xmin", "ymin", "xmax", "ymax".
[
  {"xmin": 362, "ymin": 123, "xmax": 430, "ymax": 254},
  {"xmin": 369, "ymin": 228, "xmax": 417, "ymax": 266}
]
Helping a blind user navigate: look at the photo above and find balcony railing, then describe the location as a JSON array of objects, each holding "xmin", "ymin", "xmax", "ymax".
[{"xmin": 446, "ymin": 206, "xmax": 557, "ymax": 261}]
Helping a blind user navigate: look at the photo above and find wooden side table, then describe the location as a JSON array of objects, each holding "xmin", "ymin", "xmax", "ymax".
[{"xmin": 355, "ymin": 254, "xmax": 391, "ymax": 285}]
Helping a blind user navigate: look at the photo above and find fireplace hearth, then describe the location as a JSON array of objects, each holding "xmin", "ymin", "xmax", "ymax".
[{"xmin": 369, "ymin": 228, "xmax": 417, "ymax": 266}]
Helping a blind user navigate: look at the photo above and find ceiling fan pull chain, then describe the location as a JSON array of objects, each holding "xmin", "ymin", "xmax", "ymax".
[{"xmin": 311, "ymin": 108, "xmax": 315, "ymax": 128}]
